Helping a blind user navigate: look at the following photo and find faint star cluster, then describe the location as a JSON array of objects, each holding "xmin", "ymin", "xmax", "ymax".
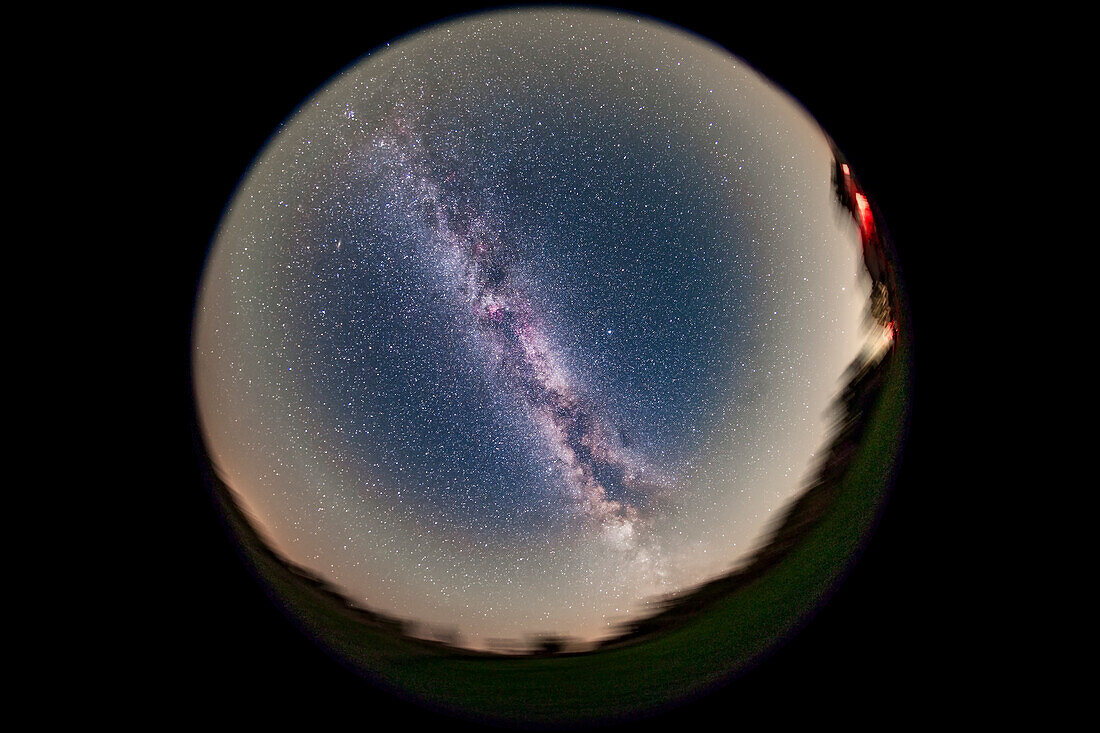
[{"xmin": 194, "ymin": 8, "xmax": 871, "ymax": 646}]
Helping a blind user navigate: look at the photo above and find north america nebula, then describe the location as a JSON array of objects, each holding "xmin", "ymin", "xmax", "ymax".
[{"xmin": 193, "ymin": 8, "xmax": 876, "ymax": 647}]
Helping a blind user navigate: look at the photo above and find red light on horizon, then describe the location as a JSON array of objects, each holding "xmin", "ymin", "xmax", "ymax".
[
  {"xmin": 841, "ymin": 163, "xmax": 850, "ymax": 175},
  {"xmin": 855, "ymin": 192, "xmax": 874, "ymax": 234}
]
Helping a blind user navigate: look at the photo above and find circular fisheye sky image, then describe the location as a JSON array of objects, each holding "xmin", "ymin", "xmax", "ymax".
[{"xmin": 185, "ymin": 5, "xmax": 918, "ymax": 728}]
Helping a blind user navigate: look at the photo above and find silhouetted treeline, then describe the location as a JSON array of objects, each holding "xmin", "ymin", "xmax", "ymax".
[
  {"xmin": 595, "ymin": 341, "xmax": 895, "ymax": 650},
  {"xmin": 280, "ymin": 559, "xmax": 409, "ymax": 637}
]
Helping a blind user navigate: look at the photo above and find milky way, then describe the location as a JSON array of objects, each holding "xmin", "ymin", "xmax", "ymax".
[
  {"xmin": 194, "ymin": 8, "xmax": 875, "ymax": 646},
  {"xmin": 367, "ymin": 111, "xmax": 658, "ymax": 553}
]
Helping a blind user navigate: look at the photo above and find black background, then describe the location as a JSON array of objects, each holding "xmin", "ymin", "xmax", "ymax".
[{"xmin": 157, "ymin": 3, "xmax": 956, "ymax": 727}]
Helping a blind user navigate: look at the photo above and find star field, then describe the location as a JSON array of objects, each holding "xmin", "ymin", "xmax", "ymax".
[{"xmin": 194, "ymin": 9, "xmax": 873, "ymax": 647}]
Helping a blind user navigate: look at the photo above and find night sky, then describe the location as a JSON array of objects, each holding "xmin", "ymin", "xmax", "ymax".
[{"xmin": 193, "ymin": 8, "xmax": 880, "ymax": 648}]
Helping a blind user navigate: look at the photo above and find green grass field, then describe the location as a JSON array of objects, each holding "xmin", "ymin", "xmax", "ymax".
[{"xmin": 216, "ymin": 331, "xmax": 910, "ymax": 727}]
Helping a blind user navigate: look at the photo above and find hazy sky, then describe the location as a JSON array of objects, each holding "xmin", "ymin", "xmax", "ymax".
[{"xmin": 193, "ymin": 8, "xmax": 872, "ymax": 648}]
